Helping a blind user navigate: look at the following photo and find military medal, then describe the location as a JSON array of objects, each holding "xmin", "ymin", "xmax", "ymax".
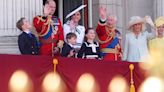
[
  {"xmin": 52, "ymin": 26, "xmax": 58, "ymax": 34},
  {"xmin": 55, "ymin": 26, "xmax": 58, "ymax": 31}
]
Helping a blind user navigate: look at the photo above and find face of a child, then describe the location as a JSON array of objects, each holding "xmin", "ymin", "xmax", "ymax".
[
  {"xmin": 22, "ymin": 19, "xmax": 32, "ymax": 30},
  {"xmin": 86, "ymin": 29, "xmax": 96, "ymax": 40},
  {"xmin": 68, "ymin": 37, "xmax": 77, "ymax": 45}
]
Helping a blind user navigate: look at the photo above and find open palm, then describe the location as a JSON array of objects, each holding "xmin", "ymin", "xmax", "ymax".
[{"xmin": 99, "ymin": 7, "xmax": 107, "ymax": 20}]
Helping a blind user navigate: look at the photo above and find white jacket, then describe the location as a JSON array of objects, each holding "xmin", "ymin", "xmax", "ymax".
[
  {"xmin": 122, "ymin": 30, "xmax": 156, "ymax": 62},
  {"xmin": 63, "ymin": 21, "xmax": 85, "ymax": 48}
]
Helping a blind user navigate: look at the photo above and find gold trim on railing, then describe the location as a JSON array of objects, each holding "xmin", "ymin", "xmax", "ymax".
[
  {"xmin": 129, "ymin": 64, "xmax": 135, "ymax": 92},
  {"xmin": 53, "ymin": 59, "xmax": 58, "ymax": 73}
]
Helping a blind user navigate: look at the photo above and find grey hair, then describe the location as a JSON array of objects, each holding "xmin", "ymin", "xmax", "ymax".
[{"xmin": 108, "ymin": 15, "xmax": 117, "ymax": 21}]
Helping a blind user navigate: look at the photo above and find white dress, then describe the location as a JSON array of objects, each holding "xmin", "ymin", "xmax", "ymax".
[
  {"xmin": 122, "ymin": 30, "xmax": 156, "ymax": 62},
  {"xmin": 63, "ymin": 21, "xmax": 85, "ymax": 48}
]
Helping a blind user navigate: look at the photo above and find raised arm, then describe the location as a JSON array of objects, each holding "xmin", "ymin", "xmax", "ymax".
[
  {"xmin": 145, "ymin": 16, "xmax": 157, "ymax": 40},
  {"xmin": 96, "ymin": 7, "xmax": 107, "ymax": 36}
]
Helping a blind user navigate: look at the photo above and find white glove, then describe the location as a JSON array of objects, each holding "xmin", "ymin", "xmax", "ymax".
[{"xmin": 145, "ymin": 16, "xmax": 155, "ymax": 28}]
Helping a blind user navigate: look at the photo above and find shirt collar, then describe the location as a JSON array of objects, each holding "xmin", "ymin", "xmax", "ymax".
[
  {"xmin": 24, "ymin": 30, "xmax": 31, "ymax": 34},
  {"xmin": 68, "ymin": 43, "xmax": 74, "ymax": 47}
]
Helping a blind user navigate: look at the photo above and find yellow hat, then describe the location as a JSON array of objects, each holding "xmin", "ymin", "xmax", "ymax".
[{"xmin": 155, "ymin": 16, "xmax": 164, "ymax": 27}]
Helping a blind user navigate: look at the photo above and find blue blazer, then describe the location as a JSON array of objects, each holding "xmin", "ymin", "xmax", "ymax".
[{"xmin": 18, "ymin": 32, "xmax": 39, "ymax": 55}]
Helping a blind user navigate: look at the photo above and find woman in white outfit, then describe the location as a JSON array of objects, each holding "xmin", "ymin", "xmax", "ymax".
[
  {"xmin": 122, "ymin": 16, "xmax": 156, "ymax": 62},
  {"xmin": 63, "ymin": 5, "xmax": 86, "ymax": 49}
]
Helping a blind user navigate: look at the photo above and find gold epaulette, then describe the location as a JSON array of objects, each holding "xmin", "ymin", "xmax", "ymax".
[
  {"xmin": 34, "ymin": 15, "xmax": 53, "ymax": 37},
  {"xmin": 38, "ymin": 23, "xmax": 51, "ymax": 37},
  {"xmin": 96, "ymin": 26, "xmax": 117, "ymax": 44},
  {"xmin": 35, "ymin": 15, "xmax": 51, "ymax": 25},
  {"xmin": 96, "ymin": 30, "xmax": 114, "ymax": 44}
]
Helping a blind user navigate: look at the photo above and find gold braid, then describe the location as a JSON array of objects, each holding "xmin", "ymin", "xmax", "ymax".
[
  {"xmin": 38, "ymin": 16, "xmax": 52, "ymax": 37},
  {"xmin": 96, "ymin": 26, "xmax": 115, "ymax": 44}
]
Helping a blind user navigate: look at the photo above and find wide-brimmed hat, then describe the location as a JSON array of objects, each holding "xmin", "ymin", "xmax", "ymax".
[
  {"xmin": 155, "ymin": 16, "xmax": 164, "ymax": 28},
  {"xmin": 128, "ymin": 16, "xmax": 145, "ymax": 29},
  {"xmin": 66, "ymin": 5, "xmax": 87, "ymax": 19}
]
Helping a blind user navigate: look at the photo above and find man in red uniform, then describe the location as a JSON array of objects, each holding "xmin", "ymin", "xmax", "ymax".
[
  {"xmin": 33, "ymin": 0, "xmax": 64, "ymax": 56},
  {"xmin": 96, "ymin": 7, "xmax": 122, "ymax": 61}
]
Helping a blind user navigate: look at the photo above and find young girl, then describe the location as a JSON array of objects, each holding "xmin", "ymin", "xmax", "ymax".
[{"xmin": 77, "ymin": 28, "xmax": 101, "ymax": 59}]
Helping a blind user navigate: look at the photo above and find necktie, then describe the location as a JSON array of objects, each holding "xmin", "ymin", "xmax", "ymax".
[{"xmin": 28, "ymin": 33, "xmax": 32, "ymax": 38}]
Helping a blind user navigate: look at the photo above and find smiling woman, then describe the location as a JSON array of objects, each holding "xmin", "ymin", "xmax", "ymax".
[
  {"xmin": 63, "ymin": 0, "xmax": 84, "ymax": 24},
  {"xmin": 42, "ymin": 0, "xmax": 88, "ymax": 26}
]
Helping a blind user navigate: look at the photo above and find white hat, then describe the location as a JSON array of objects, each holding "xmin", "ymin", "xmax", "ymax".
[
  {"xmin": 66, "ymin": 5, "xmax": 87, "ymax": 19},
  {"xmin": 128, "ymin": 16, "xmax": 145, "ymax": 29}
]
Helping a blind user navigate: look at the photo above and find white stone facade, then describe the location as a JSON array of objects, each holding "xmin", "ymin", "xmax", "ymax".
[
  {"xmin": 0, "ymin": 0, "xmax": 163, "ymax": 54},
  {"xmin": 0, "ymin": 0, "xmax": 43, "ymax": 54},
  {"xmin": 0, "ymin": 0, "xmax": 43, "ymax": 36},
  {"xmin": 91, "ymin": 0, "xmax": 156, "ymax": 35}
]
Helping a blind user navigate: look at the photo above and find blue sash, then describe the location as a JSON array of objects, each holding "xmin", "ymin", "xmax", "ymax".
[
  {"xmin": 107, "ymin": 37, "xmax": 119, "ymax": 48},
  {"xmin": 42, "ymin": 25, "xmax": 53, "ymax": 39},
  {"xmin": 42, "ymin": 17, "xmax": 59, "ymax": 39},
  {"xmin": 101, "ymin": 37, "xmax": 119, "ymax": 56}
]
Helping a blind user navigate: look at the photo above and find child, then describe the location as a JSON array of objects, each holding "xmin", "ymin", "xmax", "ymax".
[
  {"xmin": 77, "ymin": 28, "xmax": 101, "ymax": 59},
  {"xmin": 61, "ymin": 33, "xmax": 77, "ymax": 57},
  {"xmin": 17, "ymin": 17, "xmax": 39, "ymax": 55}
]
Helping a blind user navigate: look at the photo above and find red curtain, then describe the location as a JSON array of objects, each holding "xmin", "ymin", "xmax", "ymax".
[
  {"xmin": 56, "ymin": 57, "xmax": 146, "ymax": 92},
  {"xmin": 0, "ymin": 54, "xmax": 53, "ymax": 92},
  {"xmin": 0, "ymin": 54, "xmax": 146, "ymax": 92}
]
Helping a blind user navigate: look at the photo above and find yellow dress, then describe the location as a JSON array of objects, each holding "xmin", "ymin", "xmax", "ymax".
[{"xmin": 149, "ymin": 37, "xmax": 164, "ymax": 55}]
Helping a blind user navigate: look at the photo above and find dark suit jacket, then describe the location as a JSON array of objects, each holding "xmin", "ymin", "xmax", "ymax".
[
  {"xmin": 18, "ymin": 32, "xmax": 39, "ymax": 55},
  {"xmin": 61, "ymin": 42, "xmax": 74, "ymax": 57}
]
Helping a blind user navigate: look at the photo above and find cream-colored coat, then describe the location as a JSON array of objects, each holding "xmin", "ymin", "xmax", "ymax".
[{"xmin": 122, "ymin": 30, "xmax": 156, "ymax": 62}]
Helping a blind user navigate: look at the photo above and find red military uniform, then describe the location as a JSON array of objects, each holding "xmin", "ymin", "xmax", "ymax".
[
  {"xmin": 33, "ymin": 15, "xmax": 64, "ymax": 56},
  {"xmin": 96, "ymin": 21, "xmax": 122, "ymax": 61}
]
